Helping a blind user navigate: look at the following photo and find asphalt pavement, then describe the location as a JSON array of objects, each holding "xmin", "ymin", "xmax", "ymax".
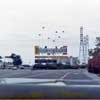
[
  {"xmin": 0, "ymin": 69, "xmax": 100, "ymax": 98},
  {"xmin": 0, "ymin": 69, "xmax": 100, "ymax": 85}
]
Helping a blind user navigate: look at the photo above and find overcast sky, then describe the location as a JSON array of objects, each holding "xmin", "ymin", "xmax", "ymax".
[{"xmin": 0, "ymin": 0, "xmax": 100, "ymax": 64}]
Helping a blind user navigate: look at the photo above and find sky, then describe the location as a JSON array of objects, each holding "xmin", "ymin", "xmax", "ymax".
[{"xmin": 0, "ymin": 0, "xmax": 100, "ymax": 64}]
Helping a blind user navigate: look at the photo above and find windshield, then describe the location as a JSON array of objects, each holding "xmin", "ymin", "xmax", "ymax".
[{"xmin": 0, "ymin": 0, "xmax": 100, "ymax": 99}]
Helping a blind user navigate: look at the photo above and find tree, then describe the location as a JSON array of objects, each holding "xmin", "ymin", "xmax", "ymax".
[
  {"xmin": 96, "ymin": 37, "xmax": 100, "ymax": 47},
  {"xmin": 13, "ymin": 55, "xmax": 22, "ymax": 68},
  {"xmin": 8, "ymin": 53, "xmax": 23, "ymax": 68},
  {"xmin": 89, "ymin": 49, "xmax": 93, "ymax": 56},
  {"xmin": 89, "ymin": 37, "xmax": 100, "ymax": 57},
  {"xmin": 0, "ymin": 56, "xmax": 2, "ymax": 59}
]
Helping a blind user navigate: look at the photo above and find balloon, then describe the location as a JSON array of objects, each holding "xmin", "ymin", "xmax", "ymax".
[
  {"xmin": 55, "ymin": 31, "xmax": 58, "ymax": 33},
  {"xmin": 42, "ymin": 26, "xmax": 45, "ymax": 29}
]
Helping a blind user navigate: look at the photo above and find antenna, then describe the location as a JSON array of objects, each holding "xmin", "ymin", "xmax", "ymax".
[
  {"xmin": 79, "ymin": 26, "xmax": 89, "ymax": 64},
  {"xmin": 83, "ymin": 35, "xmax": 89, "ymax": 64},
  {"xmin": 79, "ymin": 26, "xmax": 84, "ymax": 65}
]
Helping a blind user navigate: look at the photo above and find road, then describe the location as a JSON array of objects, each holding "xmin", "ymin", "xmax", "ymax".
[
  {"xmin": 0, "ymin": 69, "xmax": 100, "ymax": 85},
  {"xmin": 0, "ymin": 69, "xmax": 100, "ymax": 99}
]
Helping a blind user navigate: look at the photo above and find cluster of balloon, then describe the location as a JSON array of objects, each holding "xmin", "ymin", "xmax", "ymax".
[{"xmin": 38, "ymin": 26, "xmax": 65, "ymax": 44}]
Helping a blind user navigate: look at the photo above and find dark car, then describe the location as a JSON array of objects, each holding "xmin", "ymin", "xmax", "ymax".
[
  {"xmin": 32, "ymin": 63, "xmax": 58, "ymax": 70},
  {"xmin": 22, "ymin": 64, "xmax": 31, "ymax": 69},
  {"xmin": 33, "ymin": 64, "xmax": 48, "ymax": 69}
]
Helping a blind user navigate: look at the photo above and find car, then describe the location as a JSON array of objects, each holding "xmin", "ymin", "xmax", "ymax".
[
  {"xmin": 0, "ymin": 62, "xmax": 5, "ymax": 69},
  {"xmin": 22, "ymin": 64, "xmax": 31, "ymax": 69},
  {"xmin": 19, "ymin": 65, "xmax": 24, "ymax": 69},
  {"xmin": 12, "ymin": 66, "xmax": 17, "ymax": 70},
  {"xmin": 33, "ymin": 64, "xmax": 48, "ymax": 69}
]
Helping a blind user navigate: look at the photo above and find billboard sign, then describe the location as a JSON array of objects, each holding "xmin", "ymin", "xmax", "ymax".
[{"xmin": 34, "ymin": 46, "xmax": 67, "ymax": 55}]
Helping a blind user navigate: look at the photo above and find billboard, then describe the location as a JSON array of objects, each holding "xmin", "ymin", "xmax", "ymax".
[
  {"xmin": 34, "ymin": 46, "xmax": 40, "ymax": 55},
  {"xmin": 34, "ymin": 46, "xmax": 67, "ymax": 55}
]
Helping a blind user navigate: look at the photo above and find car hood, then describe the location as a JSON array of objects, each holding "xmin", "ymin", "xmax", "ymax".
[
  {"xmin": 1, "ymin": 78, "xmax": 100, "ymax": 87},
  {"xmin": 0, "ymin": 78, "xmax": 65, "ymax": 85},
  {"xmin": 0, "ymin": 78, "xmax": 53, "ymax": 84}
]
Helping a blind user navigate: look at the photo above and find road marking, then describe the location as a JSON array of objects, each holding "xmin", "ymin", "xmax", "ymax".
[{"xmin": 60, "ymin": 72, "xmax": 71, "ymax": 79}]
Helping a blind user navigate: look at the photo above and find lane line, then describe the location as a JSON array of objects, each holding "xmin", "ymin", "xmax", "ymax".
[
  {"xmin": 60, "ymin": 70, "xmax": 82, "ymax": 79},
  {"xmin": 60, "ymin": 72, "xmax": 71, "ymax": 79}
]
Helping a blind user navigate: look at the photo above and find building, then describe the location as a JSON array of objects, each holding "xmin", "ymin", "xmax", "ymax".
[{"xmin": 34, "ymin": 45, "xmax": 79, "ymax": 66}]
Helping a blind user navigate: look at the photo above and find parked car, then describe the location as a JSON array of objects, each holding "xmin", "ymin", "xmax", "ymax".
[
  {"xmin": 12, "ymin": 66, "xmax": 17, "ymax": 70},
  {"xmin": 0, "ymin": 60, "xmax": 4, "ymax": 69},
  {"xmin": 22, "ymin": 64, "xmax": 31, "ymax": 69},
  {"xmin": 19, "ymin": 65, "xmax": 24, "ymax": 69},
  {"xmin": 88, "ymin": 55, "xmax": 100, "ymax": 73}
]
